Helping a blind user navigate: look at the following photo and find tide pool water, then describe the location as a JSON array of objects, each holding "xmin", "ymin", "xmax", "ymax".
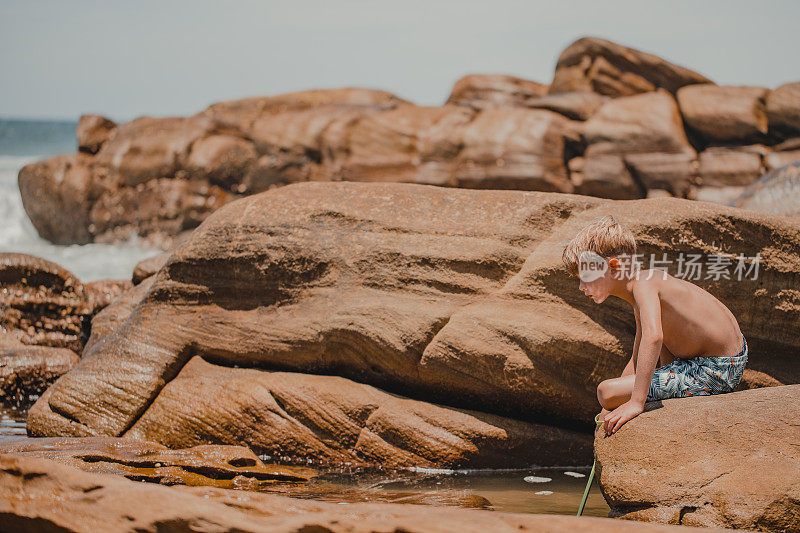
[{"xmin": 0, "ymin": 119, "xmax": 159, "ymax": 281}]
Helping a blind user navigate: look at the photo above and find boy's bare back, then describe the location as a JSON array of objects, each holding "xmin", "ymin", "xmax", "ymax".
[{"xmin": 632, "ymin": 269, "xmax": 743, "ymax": 360}]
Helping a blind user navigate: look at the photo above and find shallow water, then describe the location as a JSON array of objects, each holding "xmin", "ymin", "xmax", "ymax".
[{"xmin": 0, "ymin": 407, "xmax": 609, "ymax": 517}]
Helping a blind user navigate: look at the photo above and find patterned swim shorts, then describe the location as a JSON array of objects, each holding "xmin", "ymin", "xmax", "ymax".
[{"xmin": 647, "ymin": 336, "xmax": 748, "ymax": 402}]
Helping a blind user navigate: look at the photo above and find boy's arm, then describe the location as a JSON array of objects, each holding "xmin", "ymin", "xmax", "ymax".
[
  {"xmin": 605, "ymin": 283, "xmax": 662, "ymax": 434},
  {"xmin": 621, "ymin": 307, "xmax": 641, "ymax": 377}
]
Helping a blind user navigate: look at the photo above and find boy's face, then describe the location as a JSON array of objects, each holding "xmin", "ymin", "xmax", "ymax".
[{"xmin": 577, "ymin": 253, "xmax": 620, "ymax": 304}]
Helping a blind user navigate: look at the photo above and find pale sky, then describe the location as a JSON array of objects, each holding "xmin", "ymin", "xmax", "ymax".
[{"xmin": 1, "ymin": 0, "xmax": 798, "ymax": 122}]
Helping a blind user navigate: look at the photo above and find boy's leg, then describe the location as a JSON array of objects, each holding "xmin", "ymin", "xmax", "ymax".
[
  {"xmin": 597, "ymin": 374, "xmax": 635, "ymax": 410},
  {"xmin": 598, "ymin": 344, "xmax": 674, "ymax": 411}
]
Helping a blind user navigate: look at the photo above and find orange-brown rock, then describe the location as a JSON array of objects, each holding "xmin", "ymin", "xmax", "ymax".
[
  {"xmin": 676, "ymin": 84, "xmax": 769, "ymax": 144},
  {"xmin": 28, "ymin": 183, "xmax": 800, "ymax": 467},
  {"xmin": 0, "ymin": 345, "xmax": 79, "ymax": 407},
  {"xmin": 0, "ymin": 253, "xmax": 93, "ymax": 351},
  {"xmin": 766, "ymin": 81, "xmax": 800, "ymax": 139},
  {"xmin": 0, "ymin": 437, "xmax": 313, "ymax": 488},
  {"xmin": 549, "ymin": 37, "xmax": 712, "ymax": 97},
  {"xmin": 595, "ymin": 385, "xmax": 800, "ymax": 531},
  {"xmin": 581, "ymin": 91, "xmax": 697, "ymax": 197},
  {"xmin": 697, "ymin": 146, "xmax": 765, "ymax": 187},
  {"xmin": 76, "ymin": 114, "xmax": 117, "ymax": 154},
  {"xmin": 0, "ymin": 453, "xmax": 727, "ymax": 533},
  {"xmin": 21, "ymin": 89, "xmax": 577, "ymax": 246},
  {"xmin": 446, "ymin": 74, "xmax": 548, "ymax": 109},
  {"xmin": 132, "ymin": 253, "xmax": 169, "ymax": 285},
  {"xmin": 17, "ymin": 153, "xmax": 95, "ymax": 244}
]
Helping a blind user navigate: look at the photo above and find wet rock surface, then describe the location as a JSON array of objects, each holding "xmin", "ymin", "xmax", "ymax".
[
  {"xmin": 0, "ymin": 436, "xmax": 313, "ymax": 488},
  {"xmin": 595, "ymin": 385, "xmax": 800, "ymax": 531},
  {"xmin": 0, "ymin": 453, "xmax": 725, "ymax": 533}
]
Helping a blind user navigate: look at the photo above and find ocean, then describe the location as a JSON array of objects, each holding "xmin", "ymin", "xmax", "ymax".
[{"xmin": 0, "ymin": 119, "xmax": 159, "ymax": 282}]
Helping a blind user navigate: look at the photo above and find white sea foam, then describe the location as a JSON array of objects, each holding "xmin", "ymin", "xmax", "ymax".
[
  {"xmin": 534, "ymin": 490, "xmax": 553, "ymax": 495},
  {"xmin": 564, "ymin": 471, "xmax": 586, "ymax": 478},
  {"xmin": 0, "ymin": 155, "xmax": 159, "ymax": 281},
  {"xmin": 523, "ymin": 475, "xmax": 552, "ymax": 483}
]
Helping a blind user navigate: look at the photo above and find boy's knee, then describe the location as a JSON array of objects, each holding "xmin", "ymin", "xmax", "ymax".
[{"xmin": 597, "ymin": 380, "xmax": 611, "ymax": 408}]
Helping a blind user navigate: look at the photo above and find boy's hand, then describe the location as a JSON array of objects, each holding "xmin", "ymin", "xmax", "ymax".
[{"xmin": 603, "ymin": 400, "xmax": 644, "ymax": 435}]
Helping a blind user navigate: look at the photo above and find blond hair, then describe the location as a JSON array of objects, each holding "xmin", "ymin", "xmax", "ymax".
[{"xmin": 562, "ymin": 215, "xmax": 637, "ymax": 277}]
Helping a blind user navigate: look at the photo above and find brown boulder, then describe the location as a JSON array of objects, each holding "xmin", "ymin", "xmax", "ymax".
[
  {"xmin": 526, "ymin": 92, "xmax": 608, "ymax": 121},
  {"xmin": 132, "ymin": 253, "xmax": 169, "ymax": 284},
  {"xmin": 697, "ymin": 146, "xmax": 765, "ymax": 187},
  {"xmin": 0, "ymin": 253, "xmax": 92, "ymax": 351},
  {"xmin": 0, "ymin": 453, "xmax": 717, "ymax": 533},
  {"xmin": 18, "ymin": 153, "xmax": 94, "ymax": 245},
  {"xmin": 676, "ymin": 84, "xmax": 769, "ymax": 144},
  {"xmin": 446, "ymin": 74, "xmax": 548, "ymax": 109},
  {"xmin": 0, "ymin": 345, "xmax": 79, "ymax": 407},
  {"xmin": 582, "ymin": 91, "xmax": 697, "ymax": 197},
  {"xmin": 28, "ymin": 183, "xmax": 800, "ymax": 463},
  {"xmin": 766, "ymin": 81, "xmax": 800, "ymax": 139},
  {"xmin": 731, "ymin": 161, "xmax": 800, "ymax": 218},
  {"xmin": 341, "ymin": 104, "xmax": 573, "ymax": 192},
  {"xmin": 595, "ymin": 385, "xmax": 800, "ymax": 531},
  {"xmin": 21, "ymin": 88, "xmax": 577, "ymax": 246},
  {"xmin": 765, "ymin": 138, "xmax": 800, "ymax": 171},
  {"xmin": 76, "ymin": 114, "xmax": 117, "ymax": 154},
  {"xmin": 549, "ymin": 37, "xmax": 712, "ymax": 97}
]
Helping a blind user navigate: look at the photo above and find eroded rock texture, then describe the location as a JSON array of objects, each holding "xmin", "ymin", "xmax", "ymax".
[
  {"xmin": 0, "ymin": 453, "xmax": 720, "ymax": 533},
  {"xmin": 595, "ymin": 385, "xmax": 800, "ymax": 531},
  {"xmin": 28, "ymin": 182, "xmax": 800, "ymax": 468}
]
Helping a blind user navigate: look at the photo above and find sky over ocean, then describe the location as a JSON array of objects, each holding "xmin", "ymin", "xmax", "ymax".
[{"xmin": 1, "ymin": 0, "xmax": 798, "ymax": 122}]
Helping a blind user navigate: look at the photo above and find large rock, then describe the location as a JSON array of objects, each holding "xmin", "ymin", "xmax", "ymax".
[
  {"xmin": 595, "ymin": 385, "xmax": 800, "ymax": 531},
  {"xmin": 28, "ymin": 183, "xmax": 800, "ymax": 466},
  {"xmin": 17, "ymin": 153, "xmax": 95, "ymax": 244},
  {"xmin": 732, "ymin": 161, "xmax": 800, "ymax": 218},
  {"xmin": 677, "ymin": 84, "xmax": 769, "ymax": 144},
  {"xmin": 0, "ymin": 454, "xmax": 718, "ymax": 533},
  {"xmin": 0, "ymin": 344, "xmax": 79, "ymax": 407},
  {"xmin": 76, "ymin": 114, "xmax": 117, "ymax": 155},
  {"xmin": 697, "ymin": 146, "xmax": 765, "ymax": 187},
  {"xmin": 446, "ymin": 74, "xmax": 548, "ymax": 109},
  {"xmin": 0, "ymin": 253, "xmax": 94, "ymax": 351},
  {"xmin": 581, "ymin": 91, "xmax": 697, "ymax": 197},
  {"xmin": 21, "ymin": 89, "xmax": 577, "ymax": 246},
  {"xmin": 549, "ymin": 37, "xmax": 712, "ymax": 97},
  {"xmin": 766, "ymin": 81, "xmax": 800, "ymax": 139}
]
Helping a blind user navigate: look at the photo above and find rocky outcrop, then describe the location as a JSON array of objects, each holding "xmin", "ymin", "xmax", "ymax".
[
  {"xmin": 18, "ymin": 37, "xmax": 800, "ymax": 245},
  {"xmin": 21, "ymin": 89, "xmax": 578, "ymax": 246},
  {"xmin": 76, "ymin": 114, "xmax": 117, "ymax": 154},
  {"xmin": 0, "ymin": 437, "xmax": 313, "ymax": 488},
  {"xmin": 580, "ymin": 91, "xmax": 697, "ymax": 198},
  {"xmin": 28, "ymin": 182, "xmax": 800, "ymax": 466},
  {"xmin": 766, "ymin": 81, "xmax": 800, "ymax": 140},
  {"xmin": 0, "ymin": 342, "xmax": 79, "ymax": 407},
  {"xmin": 0, "ymin": 253, "xmax": 95, "ymax": 351},
  {"xmin": 595, "ymin": 385, "xmax": 800, "ymax": 531},
  {"xmin": 132, "ymin": 253, "xmax": 169, "ymax": 285},
  {"xmin": 732, "ymin": 161, "xmax": 800, "ymax": 218},
  {"xmin": 549, "ymin": 37, "xmax": 712, "ymax": 97},
  {"xmin": 0, "ymin": 453, "xmax": 727, "ymax": 533},
  {"xmin": 446, "ymin": 74, "xmax": 549, "ymax": 109},
  {"xmin": 677, "ymin": 84, "xmax": 769, "ymax": 145}
]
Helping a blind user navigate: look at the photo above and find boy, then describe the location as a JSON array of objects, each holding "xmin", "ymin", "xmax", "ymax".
[{"xmin": 562, "ymin": 215, "xmax": 748, "ymax": 435}]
